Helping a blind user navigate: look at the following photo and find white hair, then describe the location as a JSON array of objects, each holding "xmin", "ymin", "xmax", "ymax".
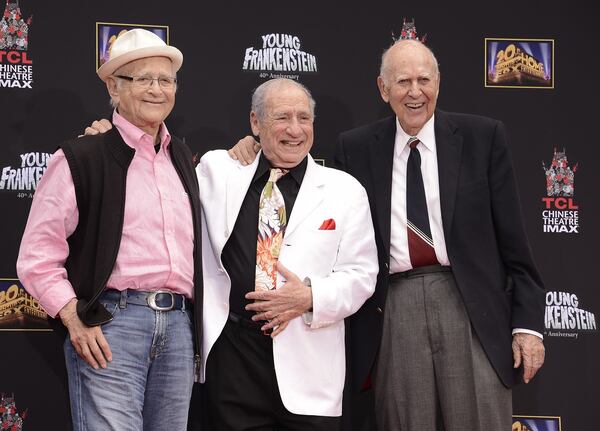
[{"xmin": 251, "ymin": 78, "xmax": 316, "ymax": 120}]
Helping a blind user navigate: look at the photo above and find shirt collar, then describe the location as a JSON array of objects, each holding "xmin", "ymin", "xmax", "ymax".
[
  {"xmin": 112, "ymin": 109, "xmax": 172, "ymax": 152},
  {"xmin": 252, "ymin": 152, "xmax": 308, "ymax": 186},
  {"xmin": 394, "ymin": 114, "xmax": 436, "ymax": 154}
]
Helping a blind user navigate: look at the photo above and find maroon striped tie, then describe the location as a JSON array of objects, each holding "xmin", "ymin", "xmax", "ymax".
[{"xmin": 406, "ymin": 137, "xmax": 439, "ymax": 268}]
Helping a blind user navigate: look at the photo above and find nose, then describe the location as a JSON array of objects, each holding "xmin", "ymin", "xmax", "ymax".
[
  {"xmin": 147, "ymin": 78, "xmax": 162, "ymax": 92},
  {"xmin": 286, "ymin": 118, "xmax": 302, "ymax": 136},
  {"xmin": 408, "ymin": 81, "xmax": 422, "ymax": 97}
]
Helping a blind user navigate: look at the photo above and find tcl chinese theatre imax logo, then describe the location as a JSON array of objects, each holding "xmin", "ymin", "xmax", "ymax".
[
  {"xmin": 541, "ymin": 148, "xmax": 579, "ymax": 234},
  {"xmin": 0, "ymin": 0, "xmax": 33, "ymax": 89}
]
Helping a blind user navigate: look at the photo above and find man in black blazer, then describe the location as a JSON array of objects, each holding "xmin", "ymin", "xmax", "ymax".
[{"xmin": 335, "ymin": 40, "xmax": 545, "ymax": 430}]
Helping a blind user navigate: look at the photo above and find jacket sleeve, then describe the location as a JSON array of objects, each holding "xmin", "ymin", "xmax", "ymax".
[{"xmin": 488, "ymin": 121, "xmax": 546, "ymax": 333}]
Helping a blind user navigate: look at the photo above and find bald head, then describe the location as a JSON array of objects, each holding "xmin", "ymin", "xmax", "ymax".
[
  {"xmin": 380, "ymin": 40, "xmax": 439, "ymax": 86},
  {"xmin": 377, "ymin": 40, "xmax": 441, "ymax": 136}
]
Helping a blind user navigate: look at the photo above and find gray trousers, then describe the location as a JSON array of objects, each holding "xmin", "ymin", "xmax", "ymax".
[{"xmin": 374, "ymin": 266, "xmax": 512, "ymax": 431}]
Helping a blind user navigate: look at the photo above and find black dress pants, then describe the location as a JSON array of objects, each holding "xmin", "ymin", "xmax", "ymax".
[{"xmin": 204, "ymin": 317, "xmax": 341, "ymax": 431}]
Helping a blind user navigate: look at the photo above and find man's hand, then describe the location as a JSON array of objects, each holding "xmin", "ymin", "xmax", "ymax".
[
  {"xmin": 81, "ymin": 119, "xmax": 112, "ymax": 136},
  {"xmin": 59, "ymin": 298, "xmax": 112, "ymax": 369},
  {"xmin": 245, "ymin": 262, "xmax": 312, "ymax": 337},
  {"xmin": 228, "ymin": 135, "xmax": 260, "ymax": 166},
  {"xmin": 512, "ymin": 332, "xmax": 545, "ymax": 383}
]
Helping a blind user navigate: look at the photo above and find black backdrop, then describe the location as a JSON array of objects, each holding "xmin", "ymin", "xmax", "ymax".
[{"xmin": 1, "ymin": 1, "xmax": 597, "ymax": 430}]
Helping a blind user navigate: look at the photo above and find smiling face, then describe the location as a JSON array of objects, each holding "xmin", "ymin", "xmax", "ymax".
[
  {"xmin": 106, "ymin": 56, "xmax": 176, "ymax": 136},
  {"xmin": 250, "ymin": 81, "xmax": 314, "ymax": 169},
  {"xmin": 377, "ymin": 40, "xmax": 440, "ymax": 136}
]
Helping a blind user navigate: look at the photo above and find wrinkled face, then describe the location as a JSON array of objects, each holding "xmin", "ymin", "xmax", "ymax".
[
  {"xmin": 377, "ymin": 42, "xmax": 440, "ymax": 136},
  {"xmin": 107, "ymin": 56, "xmax": 176, "ymax": 133},
  {"xmin": 250, "ymin": 84, "xmax": 314, "ymax": 169}
]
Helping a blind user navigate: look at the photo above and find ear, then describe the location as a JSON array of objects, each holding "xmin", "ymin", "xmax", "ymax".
[
  {"xmin": 377, "ymin": 76, "xmax": 390, "ymax": 103},
  {"xmin": 106, "ymin": 78, "xmax": 120, "ymax": 104},
  {"xmin": 250, "ymin": 111, "xmax": 260, "ymax": 136}
]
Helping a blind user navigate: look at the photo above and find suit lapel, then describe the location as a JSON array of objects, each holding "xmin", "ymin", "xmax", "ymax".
[
  {"xmin": 369, "ymin": 117, "xmax": 396, "ymax": 254},
  {"xmin": 285, "ymin": 156, "xmax": 325, "ymax": 239},
  {"xmin": 434, "ymin": 110, "xmax": 462, "ymax": 237},
  {"xmin": 225, "ymin": 154, "xmax": 260, "ymax": 239}
]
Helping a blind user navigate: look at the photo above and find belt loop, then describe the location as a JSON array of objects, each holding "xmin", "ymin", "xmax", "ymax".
[
  {"xmin": 119, "ymin": 289, "xmax": 128, "ymax": 309},
  {"xmin": 181, "ymin": 297, "xmax": 186, "ymax": 312}
]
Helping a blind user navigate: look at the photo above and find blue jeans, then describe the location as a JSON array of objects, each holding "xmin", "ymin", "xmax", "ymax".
[{"xmin": 64, "ymin": 290, "xmax": 195, "ymax": 431}]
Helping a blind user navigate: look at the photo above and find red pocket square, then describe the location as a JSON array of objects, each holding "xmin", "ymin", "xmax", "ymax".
[{"xmin": 319, "ymin": 219, "xmax": 336, "ymax": 230}]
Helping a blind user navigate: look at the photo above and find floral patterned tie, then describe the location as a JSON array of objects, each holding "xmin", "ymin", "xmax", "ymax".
[{"xmin": 255, "ymin": 168, "xmax": 288, "ymax": 291}]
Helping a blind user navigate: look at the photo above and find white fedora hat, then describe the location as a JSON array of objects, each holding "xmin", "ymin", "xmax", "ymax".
[{"xmin": 97, "ymin": 28, "xmax": 183, "ymax": 81}]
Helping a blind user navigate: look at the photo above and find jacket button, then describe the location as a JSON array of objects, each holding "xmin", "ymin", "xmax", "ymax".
[{"xmin": 376, "ymin": 307, "xmax": 383, "ymax": 314}]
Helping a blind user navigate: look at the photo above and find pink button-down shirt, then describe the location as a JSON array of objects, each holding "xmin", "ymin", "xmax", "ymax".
[{"xmin": 17, "ymin": 111, "xmax": 195, "ymax": 318}]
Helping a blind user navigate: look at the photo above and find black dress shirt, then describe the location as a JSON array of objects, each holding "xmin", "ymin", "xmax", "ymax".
[{"xmin": 222, "ymin": 154, "xmax": 308, "ymax": 318}]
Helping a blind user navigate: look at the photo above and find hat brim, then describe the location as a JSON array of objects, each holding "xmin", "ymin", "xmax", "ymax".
[{"xmin": 97, "ymin": 45, "xmax": 183, "ymax": 81}]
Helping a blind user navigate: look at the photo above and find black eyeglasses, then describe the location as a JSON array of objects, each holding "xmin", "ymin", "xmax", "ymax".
[{"xmin": 115, "ymin": 75, "xmax": 177, "ymax": 89}]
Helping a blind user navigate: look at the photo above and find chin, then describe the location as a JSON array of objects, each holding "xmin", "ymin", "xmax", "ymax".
[
  {"xmin": 275, "ymin": 156, "xmax": 302, "ymax": 168},
  {"xmin": 142, "ymin": 114, "xmax": 168, "ymax": 124}
]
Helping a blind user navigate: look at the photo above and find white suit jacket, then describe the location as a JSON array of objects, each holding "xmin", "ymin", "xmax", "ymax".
[{"xmin": 197, "ymin": 150, "xmax": 378, "ymax": 416}]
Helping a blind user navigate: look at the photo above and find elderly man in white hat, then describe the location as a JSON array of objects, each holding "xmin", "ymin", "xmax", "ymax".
[{"xmin": 17, "ymin": 29, "xmax": 203, "ymax": 430}]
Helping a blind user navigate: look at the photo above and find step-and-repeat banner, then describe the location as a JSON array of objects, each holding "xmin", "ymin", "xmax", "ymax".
[{"xmin": 1, "ymin": 1, "xmax": 597, "ymax": 430}]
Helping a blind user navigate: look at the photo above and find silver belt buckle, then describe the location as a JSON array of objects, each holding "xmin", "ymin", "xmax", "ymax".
[{"xmin": 147, "ymin": 291, "xmax": 175, "ymax": 311}]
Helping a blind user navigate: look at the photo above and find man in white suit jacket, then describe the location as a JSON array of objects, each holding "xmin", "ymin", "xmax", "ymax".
[{"xmin": 197, "ymin": 78, "xmax": 378, "ymax": 430}]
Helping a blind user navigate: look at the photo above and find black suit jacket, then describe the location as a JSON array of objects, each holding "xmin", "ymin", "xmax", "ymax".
[{"xmin": 335, "ymin": 110, "xmax": 545, "ymax": 390}]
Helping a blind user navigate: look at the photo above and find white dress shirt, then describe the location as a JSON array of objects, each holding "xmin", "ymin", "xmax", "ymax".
[{"xmin": 390, "ymin": 115, "xmax": 449, "ymax": 273}]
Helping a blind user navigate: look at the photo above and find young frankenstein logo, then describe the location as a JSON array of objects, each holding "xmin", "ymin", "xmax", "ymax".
[
  {"xmin": 0, "ymin": 0, "xmax": 33, "ymax": 89},
  {"xmin": 541, "ymin": 147, "xmax": 579, "ymax": 233},
  {"xmin": 0, "ymin": 152, "xmax": 50, "ymax": 196},
  {"xmin": 242, "ymin": 33, "xmax": 317, "ymax": 80},
  {"xmin": 545, "ymin": 291, "xmax": 596, "ymax": 339}
]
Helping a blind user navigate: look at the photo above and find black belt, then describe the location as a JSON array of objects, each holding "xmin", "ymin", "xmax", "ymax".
[
  {"xmin": 389, "ymin": 264, "xmax": 452, "ymax": 282},
  {"xmin": 228, "ymin": 311, "xmax": 272, "ymax": 335},
  {"xmin": 100, "ymin": 289, "xmax": 189, "ymax": 311}
]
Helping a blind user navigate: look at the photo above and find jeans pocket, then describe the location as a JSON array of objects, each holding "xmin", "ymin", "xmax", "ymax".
[
  {"xmin": 98, "ymin": 301, "xmax": 120, "ymax": 323},
  {"xmin": 183, "ymin": 309, "xmax": 194, "ymax": 327}
]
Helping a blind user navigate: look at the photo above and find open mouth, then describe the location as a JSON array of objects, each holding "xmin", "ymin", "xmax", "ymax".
[
  {"xmin": 406, "ymin": 103, "xmax": 425, "ymax": 110},
  {"xmin": 281, "ymin": 140, "xmax": 302, "ymax": 147}
]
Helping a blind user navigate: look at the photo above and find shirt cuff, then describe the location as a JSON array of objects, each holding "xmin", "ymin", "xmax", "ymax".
[
  {"xmin": 512, "ymin": 328, "xmax": 544, "ymax": 340},
  {"xmin": 302, "ymin": 311, "xmax": 313, "ymax": 325},
  {"xmin": 301, "ymin": 277, "xmax": 313, "ymax": 325},
  {"xmin": 37, "ymin": 279, "xmax": 77, "ymax": 318}
]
